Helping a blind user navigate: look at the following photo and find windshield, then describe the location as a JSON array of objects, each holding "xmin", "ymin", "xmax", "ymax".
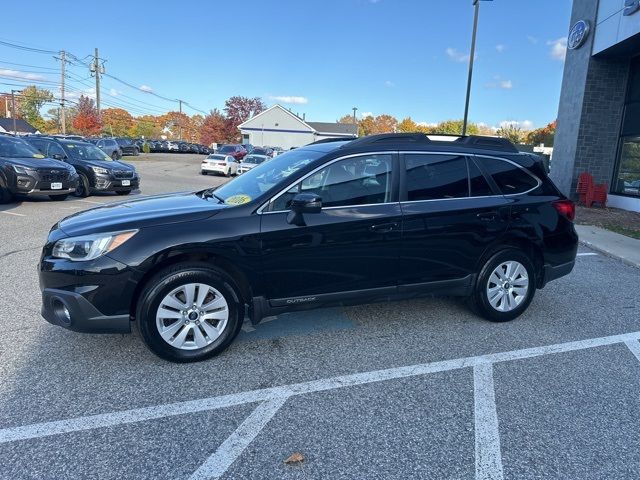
[
  {"xmin": 213, "ymin": 148, "xmax": 325, "ymax": 204},
  {"xmin": 218, "ymin": 145, "xmax": 235, "ymax": 153},
  {"xmin": 0, "ymin": 136, "xmax": 45, "ymax": 159},
  {"xmin": 206, "ymin": 154, "xmax": 226, "ymax": 161},
  {"xmin": 64, "ymin": 142, "xmax": 114, "ymax": 161}
]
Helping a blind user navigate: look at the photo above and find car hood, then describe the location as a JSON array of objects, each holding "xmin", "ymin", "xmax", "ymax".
[
  {"xmin": 81, "ymin": 160, "xmax": 136, "ymax": 171},
  {"xmin": 8, "ymin": 157, "xmax": 69, "ymax": 169},
  {"xmin": 57, "ymin": 191, "xmax": 228, "ymax": 237}
]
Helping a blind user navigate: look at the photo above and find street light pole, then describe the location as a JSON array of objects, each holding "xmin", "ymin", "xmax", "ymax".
[
  {"xmin": 352, "ymin": 107, "xmax": 358, "ymax": 124},
  {"xmin": 10, "ymin": 89, "xmax": 18, "ymax": 135},
  {"xmin": 462, "ymin": 0, "xmax": 483, "ymax": 136}
]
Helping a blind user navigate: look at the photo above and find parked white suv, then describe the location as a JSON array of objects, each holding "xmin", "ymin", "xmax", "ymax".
[{"xmin": 201, "ymin": 154, "xmax": 238, "ymax": 177}]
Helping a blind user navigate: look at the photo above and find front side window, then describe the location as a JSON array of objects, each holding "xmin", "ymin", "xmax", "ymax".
[
  {"xmin": 48, "ymin": 143, "xmax": 66, "ymax": 159},
  {"xmin": 63, "ymin": 142, "xmax": 114, "ymax": 161},
  {"xmin": 480, "ymin": 157, "xmax": 539, "ymax": 195},
  {"xmin": 271, "ymin": 154, "xmax": 393, "ymax": 211},
  {"xmin": 404, "ymin": 154, "xmax": 468, "ymax": 201}
]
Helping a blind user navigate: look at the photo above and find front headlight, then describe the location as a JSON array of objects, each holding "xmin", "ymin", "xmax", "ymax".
[
  {"xmin": 13, "ymin": 165, "xmax": 36, "ymax": 175},
  {"xmin": 52, "ymin": 230, "xmax": 138, "ymax": 261},
  {"xmin": 91, "ymin": 166, "xmax": 109, "ymax": 175}
]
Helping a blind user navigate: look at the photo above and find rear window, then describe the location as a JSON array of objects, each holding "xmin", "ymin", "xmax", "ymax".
[
  {"xmin": 481, "ymin": 158, "xmax": 539, "ymax": 195},
  {"xmin": 405, "ymin": 154, "xmax": 468, "ymax": 201}
]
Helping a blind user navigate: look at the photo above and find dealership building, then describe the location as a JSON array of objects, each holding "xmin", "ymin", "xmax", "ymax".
[{"xmin": 553, "ymin": 0, "xmax": 640, "ymax": 211}]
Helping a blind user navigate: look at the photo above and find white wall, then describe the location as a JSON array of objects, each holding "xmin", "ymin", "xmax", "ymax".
[
  {"xmin": 240, "ymin": 106, "xmax": 316, "ymax": 149},
  {"xmin": 608, "ymin": 194, "xmax": 640, "ymax": 212},
  {"xmin": 594, "ymin": 0, "xmax": 640, "ymax": 54},
  {"xmin": 246, "ymin": 130, "xmax": 315, "ymax": 149}
]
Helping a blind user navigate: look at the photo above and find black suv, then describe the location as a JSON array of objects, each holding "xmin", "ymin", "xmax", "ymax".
[
  {"xmin": 25, "ymin": 137, "xmax": 140, "ymax": 197},
  {"xmin": 39, "ymin": 134, "xmax": 578, "ymax": 362},
  {"xmin": 114, "ymin": 137, "xmax": 140, "ymax": 156},
  {"xmin": 0, "ymin": 135, "xmax": 78, "ymax": 203}
]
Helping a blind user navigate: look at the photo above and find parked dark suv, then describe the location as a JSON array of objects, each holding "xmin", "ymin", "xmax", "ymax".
[
  {"xmin": 39, "ymin": 134, "xmax": 577, "ymax": 362},
  {"xmin": 24, "ymin": 137, "xmax": 140, "ymax": 197},
  {"xmin": 0, "ymin": 135, "xmax": 78, "ymax": 203}
]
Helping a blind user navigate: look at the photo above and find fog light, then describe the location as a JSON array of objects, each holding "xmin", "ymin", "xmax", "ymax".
[{"xmin": 51, "ymin": 299, "xmax": 72, "ymax": 326}]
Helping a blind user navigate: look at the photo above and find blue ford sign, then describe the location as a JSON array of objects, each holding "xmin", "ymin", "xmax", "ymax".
[
  {"xmin": 567, "ymin": 20, "xmax": 590, "ymax": 50},
  {"xmin": 624, "ymin": 0, "xmax": 640, "ymax": 16}
]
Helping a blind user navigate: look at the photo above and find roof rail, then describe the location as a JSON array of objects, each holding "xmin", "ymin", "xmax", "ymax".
[
  {"xmin": 454, "ymin": 135, "xmax": 518, "ymax": 153},
  {"xmin": 342, "ymin": 133, "xmax": 431, "ymax": 148},
  {"xmin": 307, "ymin": 137, "xmax": 353, "ymax": 145}
]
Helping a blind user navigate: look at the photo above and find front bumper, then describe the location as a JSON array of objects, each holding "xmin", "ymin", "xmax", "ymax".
[
  {"xmin": 41, "ymin": 288, "xmax": 131, "ymax": 333},
  {"xmin": 12, "ymin": 173, "xmax": 78, "ymax": 196},
  {"xmin": 92, "ymin": 174, "xmax": 140, "ymax": 192}
]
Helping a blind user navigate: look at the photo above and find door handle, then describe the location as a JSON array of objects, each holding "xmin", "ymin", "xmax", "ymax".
[
  {"xmin": 476, "ymin": 212, "xmax": 498, "ymax": 221},
  {"xmin": 370, "ymin": 222, "xmax": 399, "ymax": 233}
]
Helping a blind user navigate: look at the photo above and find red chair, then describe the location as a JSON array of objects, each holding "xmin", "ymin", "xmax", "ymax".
[
  {"xmin": 576, "ymin": 172, "xmax": 593, "ymax": 206},
  {"xmin": 586, "ymin": 183, "xmax": 608, "ymax": 208}
]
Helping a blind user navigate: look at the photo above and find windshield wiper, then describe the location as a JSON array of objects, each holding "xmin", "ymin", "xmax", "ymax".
[{"xmin": 201, "ymin": 189, "xmax": 224, "ymax": 203}]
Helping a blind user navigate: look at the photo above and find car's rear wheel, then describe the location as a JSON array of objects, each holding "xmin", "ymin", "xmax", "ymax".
[
  {"xmin": 136, "ymin": 264, "xmax": 243, "ymax": 362},
  {"xmin": 470, "ymin": 249, "xmax": 536, "ymax": 322},
  {"xmin": 73, "ymin": 174, "xmax": 90, "ymax": 198},
  {"xmin": 201, "ymin": 171, "xmax": 207, "ymax": 175},
  {"xmin": 225, "ymin": 169, "xmax": 231, "ymax": 177},
  {"xmin": 49, "ymin": 194, "xmax": 68, "ymax": 201}
]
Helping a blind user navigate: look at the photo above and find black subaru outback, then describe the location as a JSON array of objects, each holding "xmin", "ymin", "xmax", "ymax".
[
  {"xmin": 39, "ymin": 134, "xmax": 578, "ymax": 362},
  {"xmin": 0, "ymin": 135, "xmax": 78, "ymax": 203}
]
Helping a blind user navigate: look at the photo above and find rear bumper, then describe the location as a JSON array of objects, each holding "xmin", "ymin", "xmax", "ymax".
[{"xmin": 41, "ymin": 288, "xmax": 131, "ymax": 333}]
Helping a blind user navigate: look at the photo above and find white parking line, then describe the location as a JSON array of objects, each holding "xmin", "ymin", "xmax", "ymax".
[
  {"xmin": 474, "ymin": 363, "xmax": 504, "ymax": 480},
  {"xmin": 2, "ymin": 330, "xmax": 640, "ymax": 446},
  {"xmin": 76, "ymin": 200, "xmax": 105, "ymax": 205},
  {"xmin": 189, "ymin": 396, "xmax": 289, "ymax": 480},
  {"xmin": 624, "ymin": 340, "xmax": 640, "ymax": 363},
  {"xmin": 577, "ymin": 253, "xmax": 599, "ymax": 257},
  {"xmin": 0, "ymin": 211, "xmax": 26, "ymax": 217}
]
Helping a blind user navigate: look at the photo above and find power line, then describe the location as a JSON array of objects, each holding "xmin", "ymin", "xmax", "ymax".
[{"xmin": 0, "ymin": 39, "xmax": 58, "ymax": 55}]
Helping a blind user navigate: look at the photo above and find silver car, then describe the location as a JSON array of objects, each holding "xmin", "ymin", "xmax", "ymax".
[
  {"xmin": 237, "ymin": 154, "xmax": 269, "ymax": 174},
  {"xmin": 89, "ymin": 138, "xmax": 122, "ymax": 160}
]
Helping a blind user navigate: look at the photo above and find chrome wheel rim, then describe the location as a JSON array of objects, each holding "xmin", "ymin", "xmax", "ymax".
[
  {"xmin": 155, "ymin": 283, "xmax": 229, "ymax": 350},
  {"xmin": 486, "ymin": 261, "xmax": 529, "ymax": 312}
]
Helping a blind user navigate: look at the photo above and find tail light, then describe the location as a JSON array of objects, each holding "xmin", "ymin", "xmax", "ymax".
[
  {"xmin": 553, "ymin": 199, "xmax": 575, "ymax": 221},
  {"xmin": 218, "ymin": 162, "xmax": 227, "ymax": 166}
]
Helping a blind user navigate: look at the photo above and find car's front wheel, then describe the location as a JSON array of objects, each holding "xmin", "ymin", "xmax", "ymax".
[
  {"xmin": 73, "ymin": 174, "xmax": 90, "ymax": 198},
  {"xmin": 470, "ymin": 249, "xmax": 536, "ymax": 322},
  {"xmin": 136, "ymin": 264, "xmax": 243, "ymax": 362}
]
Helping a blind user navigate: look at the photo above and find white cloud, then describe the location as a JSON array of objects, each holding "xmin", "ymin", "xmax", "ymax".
[
  {"xmin": 360, "ymin": 112, "xmax": 373, "ymax": 118},
  {"xmin": 269, "ymin": 95, "xmax": 308, "ymax": 105},
  {"xmin": 498, "ymin": 120, "xmax": 534, "ymax": 130},
  {"xmin": 139, "ymin": 85, "xmax": 153, "ymax": 92},
  {"xmin": 547, "ymin": 37, "xmax": 567, "ymax": 61},
  {"xmin": 445, "ymin": 47, "xmax": 470, "ymax": 63},
  {"xmin": 527, "ymin": 35, "xmax": 539, "ymax": 45},
  {"xmin": 0, "ymin": 69, "xmax": 46, "ymax": 81},
  {"xmin": 495, "ymin": 44, "xmax": 506, "ymax": 53},
  {"xmin": 485, "ymin": 76, "xmax": 513, "ymax": 90},
  {"xmin": 65, "ymin": 87, "xmax": 96, "ymax": 101},
  {"xmin": 417, "ymin": 121, "xmax": 437, "ymax": 128},
  {"xmin": 384, "ymin": 80, "xmax": 395, "ymax": 87},
  {"xmin": 108, "ymin": 88, "xmax": 119, "ymax": 97}
]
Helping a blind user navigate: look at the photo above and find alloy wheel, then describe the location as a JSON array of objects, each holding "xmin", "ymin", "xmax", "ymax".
[{"xmin": 486, "ymin": 260, "xmax": 529, "ymax": 312}]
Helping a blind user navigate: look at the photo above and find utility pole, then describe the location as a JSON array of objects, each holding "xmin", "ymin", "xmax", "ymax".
[
  {"xmin": 60, "ymin": 50, "xmax": 66, "ymax": 134},
  {"xmin": 178, "ymin": 99, "xmax": 183, "ymax": 140},
  {"xmin": 90, "ymin": 48, "xmax": 104, "ymax": 117},
  {"xmin": 352, "ymin": 107, "xmax": 358, "ymax": 124},
  {"xmin": 11, "ymin": 90, "xmax": 17, "ymax": 134},
  {"xmin": 462, "ymin": 0, "xmax": 491, "ymax": 136}
]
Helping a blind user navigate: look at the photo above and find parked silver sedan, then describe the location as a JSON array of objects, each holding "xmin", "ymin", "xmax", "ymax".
[{"xmin": 237, "ymin": 154, "xmax": 269, "ymax": 174}]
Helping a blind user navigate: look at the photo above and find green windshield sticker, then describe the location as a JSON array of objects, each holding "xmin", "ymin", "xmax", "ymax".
[{"xmin": 224, "ymin": 194, "xmax": 252, "ymax": 205}]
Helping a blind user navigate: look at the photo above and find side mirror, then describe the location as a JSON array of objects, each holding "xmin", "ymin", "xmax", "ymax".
[
  {"xmin": 286, "ymin": 193, "xmax": 322, "ymax": 226},
  {"xmin": 52, "ymin": 153, "xmax": 64, "ymax": 160}
]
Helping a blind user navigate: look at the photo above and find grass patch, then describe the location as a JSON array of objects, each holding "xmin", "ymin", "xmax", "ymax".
[{"xmin": 603, "ymin": 224, "xmax": 640, "ymax": 240}]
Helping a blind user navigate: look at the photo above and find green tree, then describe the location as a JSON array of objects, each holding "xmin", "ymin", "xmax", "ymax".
[
  {"xmin": 497, "ymin": 122, "xmax": 524, "ymax": 144},
  {"xmin": 17, "ymin": 85, "xmax": 54, "ymax": 132},
  {"xmin": 433, "ymin": 120, "xmax": 479, "ymax": 135},
  {"xmin": 397, "ymin": 117, "xmax": 418, "ymax": 133}
]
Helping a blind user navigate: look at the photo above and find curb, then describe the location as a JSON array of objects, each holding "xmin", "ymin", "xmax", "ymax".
[{"xmin": 578, "ymin": 238, "xmax": 640, "ymax": 270}]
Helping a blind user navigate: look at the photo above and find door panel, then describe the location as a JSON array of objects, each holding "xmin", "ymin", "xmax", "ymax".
[
  {"xmin": 399, "ymin": 153, "xmax": 510, "ymax": 285},
  {"xmin": 260, "ymin": 204, "xmax": 402, "ymax": 300}
]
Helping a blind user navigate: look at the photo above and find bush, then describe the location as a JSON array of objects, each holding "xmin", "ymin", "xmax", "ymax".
[{"xmin": 142, "ymin": 143, "xmax": 151, "ymax": 154}]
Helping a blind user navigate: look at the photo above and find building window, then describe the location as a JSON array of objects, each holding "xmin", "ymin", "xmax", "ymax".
[{"xmin": 614, "ymin": 137, "xmax": 640, "ymax": 196}]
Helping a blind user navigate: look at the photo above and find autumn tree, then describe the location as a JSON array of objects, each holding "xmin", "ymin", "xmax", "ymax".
[
  {"xmin": 397, "ymin": 117, "xmax": 418, "ymax": 133},
  {"xmin": 337, "ymin": 114, "xmax": 357, "ymax": 124},
  {"xmin": 526, "ymin": 120, "xmax": 556, "ymax": 146},
  {"xmin": 200, "ymin": 109, "xmax": 234, "ymax": 145},
  {"xmin": 224, "ymin": 96, "xmax": 266, "ymax": 129},
  {"xmin": 432, "ymin": 120, "xmax": 479, "ymax": 135},
  {"xmin": 17, "ymin": 86, "xmax": 54, "ymax": 132},
  {"xmin": 71, "ymin": 96, "xmax": 101, "ymax": 136},
  {"xmin": 497, "ymin": 122, "xmax": 524, "ymax": 144},
  {"xmin": 130, "ymin": 115, "xmax": 162, "ymax": 138},
  {"xmin": 101, "ymin": 108, "xmax": 134, "ymax": 136}
]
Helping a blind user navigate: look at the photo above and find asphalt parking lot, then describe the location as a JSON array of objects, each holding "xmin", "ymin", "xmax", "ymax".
[{"xmin": 1, "ymin": 153, "xmax": 640, "ymax": 479}]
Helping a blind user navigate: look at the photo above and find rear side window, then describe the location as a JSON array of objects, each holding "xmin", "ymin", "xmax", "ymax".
[
  {"xmin": 405, "ymin": 154, "xmax": 468, "ymax": 201},
  {"xmin": 481, "ymin": 158, "xmax": 539, "ymax": 195}
]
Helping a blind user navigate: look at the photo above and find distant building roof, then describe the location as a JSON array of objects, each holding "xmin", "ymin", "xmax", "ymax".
[
  {"xmin": 0, "ymin": 118, "xmax": 38, "ymax": 134},
  {"xmin": 306, "ymin": 121, "xmax": 358, "ymax": 136}
]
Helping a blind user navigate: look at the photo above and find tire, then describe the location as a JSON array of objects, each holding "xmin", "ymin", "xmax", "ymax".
[
  {"xmin": 225, "ymin": 169, "xmax": 231, "ymax": 177},
  {"xmin": 135, "ymin": 263, "xmax": 244, "ymax": 362},
  {"xmin": 134, "ymin": 148, "xmax": 140, "ymax": 156},
  {"xmin": 49, "ymin": 194, "xmax": 68, "ymax": 201},
  {"xmin": 116, "ymin": 190, "xmax": 131, "ymax": 196},
  {"xmin": 0, "ymin": 185, "xmax": 13, "ymax": 204},
  {"xmin": 469, "ymin": 248, "xmax": 536, "ymax": 322},
  {"xmin": 73, "ymin": 174, "xmax": 90, "ymax": 198},
  {"xmin": 111, "ymin": 151, "xmax": 118, "ymax": 160},
  {"xmin": 201, "ymin": 171, "xmax": 207, "ymax": 176}
]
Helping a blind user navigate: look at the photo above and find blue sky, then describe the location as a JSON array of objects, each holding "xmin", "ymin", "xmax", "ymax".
[{"xmin": 0, "ymin": 0, "xmax": 572, "ymax": 129}]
